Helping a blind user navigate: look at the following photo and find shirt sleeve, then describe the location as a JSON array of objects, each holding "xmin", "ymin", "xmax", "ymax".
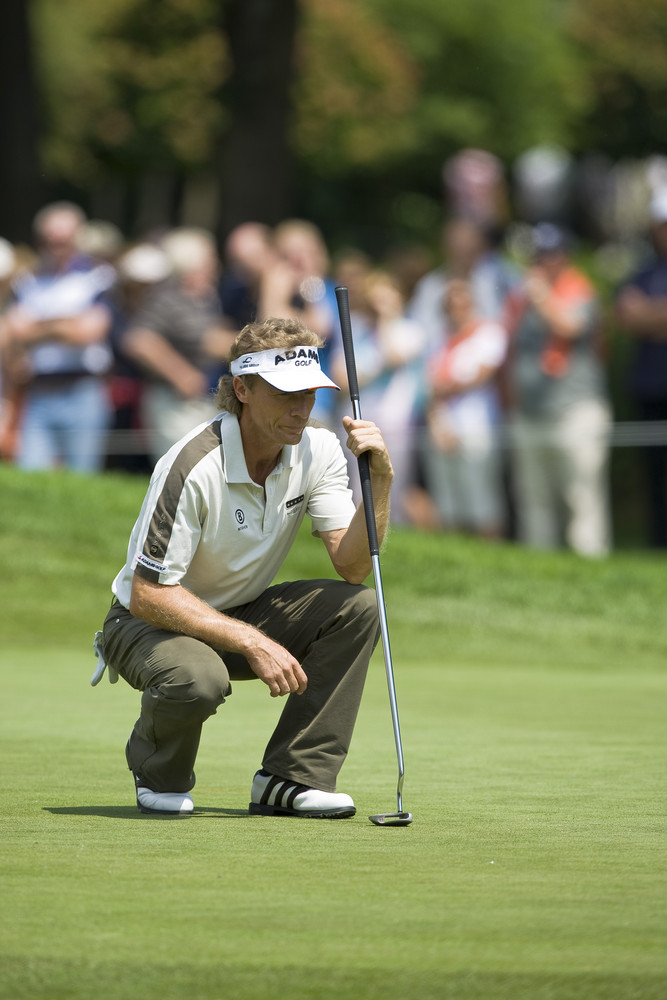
[{"xmin": 132, "ymin": 474, "xmax": 204, "ymax": 586}]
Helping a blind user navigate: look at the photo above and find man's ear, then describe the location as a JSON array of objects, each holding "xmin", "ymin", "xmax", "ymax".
[{"xmin": 233, "ymin": 375, "xmax": 247, "ymax": 403}]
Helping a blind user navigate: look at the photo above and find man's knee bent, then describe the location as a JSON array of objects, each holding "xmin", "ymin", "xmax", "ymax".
[
  {"xmin": 184, "ymin": 654, "xmax": 231, "ymax": 717},
  {"xmin": 338, "ymin": 583, "xmax": 380, "ymax": 637},
  {"xmin": 153, "ymin": 636, "xmax": 231, "ymax": 717}
]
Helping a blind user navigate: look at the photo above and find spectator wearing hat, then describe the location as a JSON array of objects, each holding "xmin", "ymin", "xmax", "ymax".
[
  {"xmin": 616, "ymin": 190, "xmax": 667, "ymax": 547},
  {"xmin": 122, "ymin": 228, "xmax": 236, "ymax": 466},
  {"xmin": 505, "ymin": 223, "xmax": 611, "ymax": 556},
  {"xmin": 106, "ymin": 243, "xmax": 173, "ymax": 473}
]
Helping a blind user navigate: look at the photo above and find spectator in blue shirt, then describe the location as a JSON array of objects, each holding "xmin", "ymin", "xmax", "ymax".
[
  {"xmin": 616, "ymin": 190, "xmax": 667, "ymax": 547},
  {"xmin": 2, "ymin": 202, "xmax": 114, "ymax": 472}
]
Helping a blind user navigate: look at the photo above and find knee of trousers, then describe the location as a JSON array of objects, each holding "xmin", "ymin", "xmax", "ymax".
[
  {"xmin": 340, "ymin": 584, "xmax": 380, "ymax": 638},
  {"xmin": 153, "ymin": 640, "xmax": 232, "ymax": 721},
  {"xmin": 190, "ymin": 657, "xmax": 232, "ymax": 715}
]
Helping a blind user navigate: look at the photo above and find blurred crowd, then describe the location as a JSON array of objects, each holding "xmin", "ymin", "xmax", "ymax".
[{"xmin": 3, "ymin": 146, "xmax": 667, "ymax": 555}]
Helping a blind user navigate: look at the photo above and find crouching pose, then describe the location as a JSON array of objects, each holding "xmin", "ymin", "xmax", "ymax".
[{"xmin": 97, "ymin": 316, "xmax": 393, "ymax": 817}]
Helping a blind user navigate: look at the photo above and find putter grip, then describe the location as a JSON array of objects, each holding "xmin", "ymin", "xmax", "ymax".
[
  {"xmin": 335, "ymin": 285, "xmax": 380, "ymax": 557},
  {"xmin": 358, "ymin": 451, "xmax": 380, "ymax": 557},
  {"xmin": 335, "ymin": 286, "xmax": 360, "ymax": 402}
]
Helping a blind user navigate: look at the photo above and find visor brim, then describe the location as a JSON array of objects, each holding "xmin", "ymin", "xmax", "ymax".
[{"xmin": 260, "ymin": 372, "xmax": 340, "ymax": 392}]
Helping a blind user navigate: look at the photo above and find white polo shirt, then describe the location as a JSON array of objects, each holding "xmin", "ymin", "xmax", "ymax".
[{"xmin": 112, "ymin": 411, "xmax": 356, "ymax": 611}]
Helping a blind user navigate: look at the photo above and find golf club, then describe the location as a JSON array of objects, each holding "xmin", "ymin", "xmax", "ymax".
[{"xmin": 334, "ymin": 285, "xmax": 413, "ymax": 827}]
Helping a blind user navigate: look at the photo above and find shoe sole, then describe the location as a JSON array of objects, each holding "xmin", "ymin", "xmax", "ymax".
[
  {"xmin": 136, "ymin": 800, "xmax": 193, "ymax": 817},
  {"xmin": 249, "ymin": 802, "xmax": 356, "ymax": 819}
]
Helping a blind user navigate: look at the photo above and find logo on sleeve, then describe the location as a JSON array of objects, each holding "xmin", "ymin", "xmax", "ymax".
[{"xmin": 137, "ymin": 552, "xmax": 168, "ymax": 574}]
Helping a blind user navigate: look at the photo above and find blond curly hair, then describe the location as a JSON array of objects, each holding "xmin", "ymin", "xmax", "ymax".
[{"xmin": 215, "ymin": 317, "xmax": 324, "ymax": 417}]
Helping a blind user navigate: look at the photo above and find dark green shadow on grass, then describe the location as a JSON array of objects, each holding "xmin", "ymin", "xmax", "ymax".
[{"xmin": 43, "ymin": 806, "xmax": 249, "ymax": 819}]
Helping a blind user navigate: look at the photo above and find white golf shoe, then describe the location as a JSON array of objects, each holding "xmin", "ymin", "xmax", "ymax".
[
  {"xmin": 249, "ymin": 769, "xmax": 356, "ymax": 818},
  {"xmin": 134, "ymin": 775, "xmax": 194, "ymax": 817}
]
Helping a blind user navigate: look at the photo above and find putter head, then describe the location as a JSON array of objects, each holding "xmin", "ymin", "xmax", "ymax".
[{"xmin": 369, "ymin": 812, "xmax": 413, "ymax": 827}]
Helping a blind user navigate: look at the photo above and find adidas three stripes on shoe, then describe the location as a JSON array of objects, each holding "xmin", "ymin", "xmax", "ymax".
[{"xmin": 249, "ymin": 769, "xmax": 356, "ymax": 818}]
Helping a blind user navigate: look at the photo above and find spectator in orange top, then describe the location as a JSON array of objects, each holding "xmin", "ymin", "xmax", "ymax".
[{"xmin": 505, "ymin": 223, "xmax": 611, "ymax": 556}]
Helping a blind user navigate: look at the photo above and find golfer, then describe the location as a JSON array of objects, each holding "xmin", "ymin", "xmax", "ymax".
[{"xmin": 99, "ymin": 316, "xmax": 393, "ymax": 817}]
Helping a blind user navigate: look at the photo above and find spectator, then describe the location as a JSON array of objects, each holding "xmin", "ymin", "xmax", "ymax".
[
  {"xmin": 219, "ymin": 222, "xmax": 274, "ymax": 330},
  {"xmin": 332, "ymin": 270, "xmax": 427, "ymax": 522},
  {"xmin": 616, "ymin": 190, "xmax": 667, "ymax": 547},
  {"xmin": 77, "ymin": 219, "xmax": 125, "ymax": 265},
  {"xmin": 122, "ymin": 228, "xmax": 235, "ymax": 466},
  {"xmin": 408, "ymin": 216, "xmax": 516, "ymax": 350},
  {"xmin": 106, "ymin": 243, "xmax": 173, "ymax": 473},
  {"xmin": 422, "ymin": 278, "xmax": 507, "ymax": 538},
  {"xmin": 0, "ymin": 237, "xmax": 16, "ymax": 304},
  {"xmin": 382, "ymin": 242, "xmax": 432, "ymax": 303},
  {"xmin": 506, "ymin": 223, "xmax": 611, "ymax": 556},
  {"xmin": 0, "ymin": 237, "xmax": 18, "ymax": 458},
  {"xmin": 333, "ymin": 248, "xmax": 373, "ymax": 320},
  {"xmin": 443, "ymin": 149, "xmax": 509, "ymax": 232},
  {"xmin": 1, "ymin": 202, "xmax": 114, "ymax": 473},
  {"xmin": 261, "ymin": 219, "xmax": 339, "ymax": 428}
]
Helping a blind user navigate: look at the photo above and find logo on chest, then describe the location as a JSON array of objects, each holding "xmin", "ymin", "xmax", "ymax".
[
  {"xmin": 235, "ymin": 508, "xmax": 248, "ymax": 531},
  {"xmin": 285, "ymin": 494, "xmax": 305, "ymax": 515}
]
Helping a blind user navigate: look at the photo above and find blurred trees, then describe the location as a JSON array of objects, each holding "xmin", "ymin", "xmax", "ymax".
[
  {"xmin": 218, "ymin": 0, "xmax": 298, "ymax": 234},
  {"xmin": 568, "ymin": 0, "xmax": 667, "ymax": 157},
  {"xmin": 0, "ymin": 0, "xmax": 664, "ymax": 244},
  {"xmin": 0, "ymin": 0, "xmax": 43, "ymax": 241}
]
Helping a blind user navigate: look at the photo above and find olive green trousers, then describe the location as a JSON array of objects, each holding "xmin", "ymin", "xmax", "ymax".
[{"xmin": 102, "ymin": 579, "xmax": 380, "ymax": 794}]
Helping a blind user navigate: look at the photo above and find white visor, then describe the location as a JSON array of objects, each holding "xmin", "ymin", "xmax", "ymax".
[{"xmin": 230, "ymin": 346, "xmax": 340, "ymax": 392}]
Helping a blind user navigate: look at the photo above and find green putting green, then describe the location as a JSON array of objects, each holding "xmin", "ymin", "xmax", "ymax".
[{"xmin": 0, "ymin": 466, "xmax": 665, "ymax": 1000}]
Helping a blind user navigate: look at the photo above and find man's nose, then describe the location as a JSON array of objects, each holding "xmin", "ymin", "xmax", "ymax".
[{"xmin": 291, "ymin": 393, "xmax": 314, "ymax": 416}]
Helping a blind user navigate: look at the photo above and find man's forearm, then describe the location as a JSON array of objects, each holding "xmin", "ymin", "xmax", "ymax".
[
  {"xmin": 331, "ymin": 471, "xmax": 392, "ymax": 584},
  {"xmin": 128, "ymin": 575, "xmax": 308, "ymax": 697},
  {"xmin": 123, "ymin": 328, "xmax": 205, "ymax": 395},
  {"xmin": 129, "ymin": 576, "xmax": 261, "ymax": 656}
]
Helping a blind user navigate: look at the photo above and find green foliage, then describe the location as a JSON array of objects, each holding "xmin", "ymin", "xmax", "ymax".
[
  {"xmin": 30, "ymin": 0, "xmax": 589, "ymax": 192},
  {"xmin": 567, "ymin": 0, "xmax": 667, "ymax": 156},
  {"xmin": 362, "ymin": 0, "xmax": 589, "ymax": 161},
  {"xmin": 28, "ymin": 0, "xmax": 667, "ymax": 207},
  {"xmin": 293, "ymin": 0, "xmax": 590, "ymax": 179},
  {"xmin": 292, "ymin": 0, "xmax": 420, "ymax": 174},
  {"xmin": 32, "ymin": 0, "xmax": 227, "ymax": 183}
]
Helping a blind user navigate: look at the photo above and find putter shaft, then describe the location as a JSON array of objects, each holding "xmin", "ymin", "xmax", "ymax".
[{"xmin": 337, "ymin": 288, "xmax": 410, "ymax": 823}]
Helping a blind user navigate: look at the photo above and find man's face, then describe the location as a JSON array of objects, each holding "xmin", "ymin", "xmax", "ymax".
[
  {"xmin": 37, "ymin": 210, "xmax": 80, "ymax": 268},
  {"xmin": 236, "ymin": 376, "xmax": 317, "ymax": 449}
]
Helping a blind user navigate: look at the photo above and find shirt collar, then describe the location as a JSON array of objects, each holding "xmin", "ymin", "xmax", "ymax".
[{"xmin": 219, "ymin": 412, "xmax": 295, "ymax": 483}]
